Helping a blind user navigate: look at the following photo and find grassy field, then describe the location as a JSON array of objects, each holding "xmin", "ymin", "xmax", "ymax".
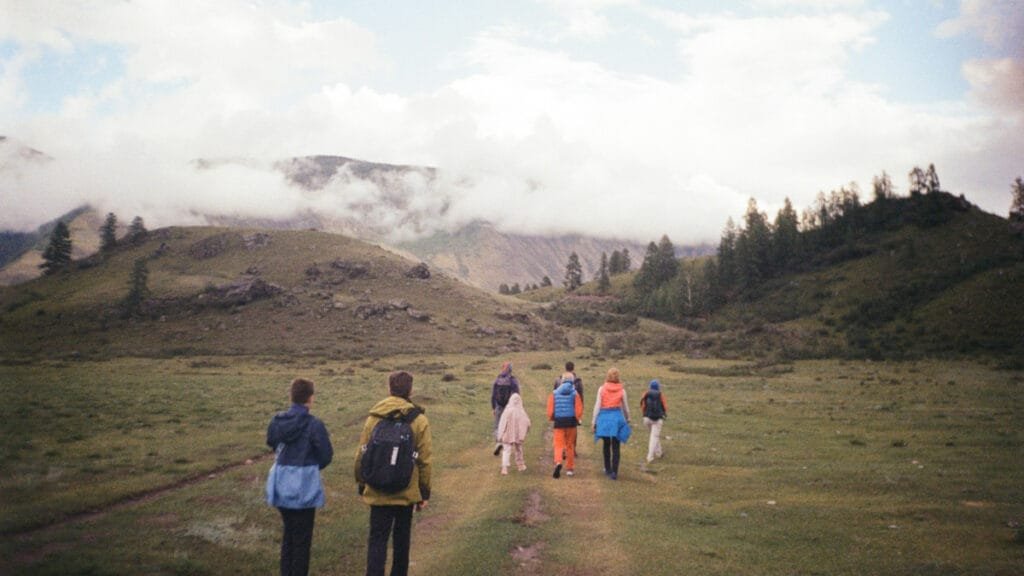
[{"xmin": 1, "ymin": 352, "xmax": 1022, "ymax": 575}]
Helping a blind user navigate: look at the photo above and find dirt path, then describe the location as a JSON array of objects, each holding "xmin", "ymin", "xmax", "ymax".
[{"xmin": 8, "ymin": 451, "xmax": 273, "ymax": 539}]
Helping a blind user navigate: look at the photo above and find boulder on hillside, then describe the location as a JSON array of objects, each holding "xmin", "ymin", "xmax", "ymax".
[
  {"xmin": 331, "ymin": 259, "xmax": 370, "ymax": 279},
  {"xmin": 196, "ymin": 278, "xmax": 283, "ymax": 308},
  {"xmin": 189, "ymin": 233, "xmax": 238, "ymax": 260},
  {"xmin": 405, "ymin": 262, "xmax": 430, "ymax": 280}
]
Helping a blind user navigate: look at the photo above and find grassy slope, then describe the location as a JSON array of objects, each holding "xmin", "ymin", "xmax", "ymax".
[
  {"xmin": 0, "ymin": 226, "xmax": 566, "ymax": 359},
  {"xmin": 2, "ymin": 353, "xmax": 1021, "ymax": 575}
]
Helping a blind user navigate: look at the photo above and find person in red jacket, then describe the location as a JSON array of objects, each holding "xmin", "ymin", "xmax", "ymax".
[{"xmin": 547, "ymin": 372, "xmax": 584, "ymax": 478}]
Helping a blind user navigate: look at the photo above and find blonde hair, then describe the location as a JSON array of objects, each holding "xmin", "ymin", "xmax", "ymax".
[{"xmin": 606, "ymin": 367, "xmax": 620, "ymax": 383}]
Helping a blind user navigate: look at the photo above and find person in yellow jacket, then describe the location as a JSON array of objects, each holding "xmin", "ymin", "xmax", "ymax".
[{"xmin": 354, "ymin": 371, "xmax": 432, "ymax": 576}]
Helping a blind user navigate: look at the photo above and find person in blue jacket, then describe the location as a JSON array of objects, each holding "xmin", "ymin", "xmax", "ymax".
[{"xmin": 266, "ymin": 378, "xmax": 334, "ymax": 576}]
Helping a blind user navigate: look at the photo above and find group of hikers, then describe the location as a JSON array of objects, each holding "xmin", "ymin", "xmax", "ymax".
[
  {"xmin": 491, "ymin": 361, "xmax": 668, "ymax": 481},
  {"xmin": 263, "ymin": 362, "xmax": 668, "ymax": 576}
]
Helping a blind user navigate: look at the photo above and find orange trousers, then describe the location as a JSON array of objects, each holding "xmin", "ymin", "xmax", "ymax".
[{"xmin": 553, "ymin": 427, "xmax": 578, "ymax": 469}]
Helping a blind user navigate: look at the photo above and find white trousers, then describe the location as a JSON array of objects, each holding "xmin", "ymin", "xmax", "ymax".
[{"xmin": 643, "ymin": 417, "xmax": 664, "ymax": 463}]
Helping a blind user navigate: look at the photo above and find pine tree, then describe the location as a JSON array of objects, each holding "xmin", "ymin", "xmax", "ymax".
[
  {"xmin": 872, "ymin": 171, "xmax": 894, "ymax": 201},
  {"xmin": 924, "ymin": 164, "xmax": 941, "ymax": 194},
  {"xmin": 1009, "ymin": 177, "xmax": 1024, "ymax": 222},
  {"xmin": 772, "ymin": 198, "xmax": 800, "ymax": 273},
  {"xmin": 499, "ymin": 283, "xmax": 510, "ymax": 295},
  {"xmin": 655, "ymin": 235, "xmax": 678, "ymax": 284},
  {"xmin": 633, "ymin": 241, "xmax": 660, "ymax": 293},
  {"xmin": 40, "ymin": 221, "xmax": 72, "ymax": 275},
  {"xmin": 100, "ymin": 212, "xmax": 118, "ymax": 252},
  {"xmin": 717, "ymin": 217, "xmax": 738, "ymax": 292},
  {"xmin": 123, "ymin": 258, "xmax": 150, "ymax": 317},
  {"xmin": 908, "ymin": 166, "xmax": 926, "ymax": 197},
  {"xmin": 598, "ymin": 252, "xmax": 611, "ymax": 293},
  {"xmin": 540, "ymin": 276, "xmax": 552, "ymax": 287},
  {"xmin": 510, "ymin": 283, "xmax": 521, "ymax": 294},
  {"xmin": 563, "ymin": 252, "xmax": 583, "ymax": 291},
  {"xmin": 126, "ymin": 216, "xmax": 148, "ymax": 244},
  {"xmin": 609, "ymin": 250, "xmax": 623, "ymax": 275},
  {"xmin": 735, "ymin": 198, "xmax": 772, "ymax": 292},
  {"xmin": 621, "ymin": 248, "xmax": 631, "ymax": 273}
]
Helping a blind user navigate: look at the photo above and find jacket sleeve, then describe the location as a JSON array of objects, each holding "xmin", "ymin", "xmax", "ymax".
[
  {"xmin": 312, "ymin": 419, "xmax": 334, "ymax": 470},
  {"xmin": 512, "ymin": 376, "xmax": 521, "ymax": 395},
  {"xmin": 574, "ymin": 394, "xmax": 583, "ymax": 421},
  {"xmin": 415, "ymin": 417, "xmax": 432, "ymax": 501},
  {"xmin": 661, "ymin": 394, "xmax": 668, "ymax": 415},
  {"xmin": 591, "ymin": 385, "xmax": 602, "ymax": 428},
  {"xmin": 621, "ymin": 388, "xmax": 631, "ymax": 421},
  {"xmin": 640, "ymin": 392, "xmax": 647, "ymax": 414},
  {"xmin": 490, "ymin": 380, "xmax": 497, "ymax": 410},
  {"xmin": 546, "ymin": 394, "xmax": 555, "ymax": 421}
]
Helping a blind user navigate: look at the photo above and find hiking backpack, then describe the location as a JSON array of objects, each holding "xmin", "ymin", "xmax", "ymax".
[
  {"xmin": 644, "ymin": 391, "xmax": 665, "ymax": 420},
  {"xmin": 360, "ymin": 408, "xmax": 421, "ymax": 493},
  {"xmin": 494, "ymin": 381, "xmax": 513, "ymax": 408}
]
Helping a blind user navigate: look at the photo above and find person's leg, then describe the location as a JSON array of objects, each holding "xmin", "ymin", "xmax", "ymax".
[
  {"xmin": 514, "ymin": 443, "xmax": 526, "ymax": 470},
  {"xmin": 501, "ymin": 442, "xmax": 512, "ymax": 472},
  {"xmin": 652, "ymin": 418, "xmax": 664, "ymax": 458},
  {"xmin": 553, "ymin": 428, "xmax": 566, "ymax": 465},
  {"xmin": 389, "ymin": 505, "xmax": 415, "ymax": 576},
  {"xmin": 280, "ymin": 508, "xmax": 316, "ymax": 576},
  {"xmin": 602, "ymin": 437, "xmax": 612, "ymax": 474},
  {"xmin": 366, "ymin": 505, "xmax": 395, "ymax": 576},
  {"xmin": 611, "ymin": 438, "xmax": 621, "ymax": 475},
  {"xmin": 645, "ymin": 417, "xmax": 657, "ymax": 463},
  {"xmin": 565, "ymin": 427, "xmax": 577, "ymax": 471}
]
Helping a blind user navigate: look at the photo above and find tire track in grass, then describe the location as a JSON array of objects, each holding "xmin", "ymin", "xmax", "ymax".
[{"xmin": 7, "ymin": 452, "xmax": 273, "ymax": 538}]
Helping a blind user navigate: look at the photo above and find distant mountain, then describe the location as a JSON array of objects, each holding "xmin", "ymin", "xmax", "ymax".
[{"xmin": 0, "ymin": 149, "xmax": 712, "ymax": 289}]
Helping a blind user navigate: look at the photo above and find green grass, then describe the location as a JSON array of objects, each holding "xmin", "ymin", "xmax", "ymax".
[{"xmin": 2, "ymin": 353, "xmax": 1022, "ymax": 575}]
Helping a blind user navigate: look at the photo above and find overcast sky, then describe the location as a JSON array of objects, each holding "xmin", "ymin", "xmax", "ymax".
[{"xmin": 1, "ymin": 0, "xmax": 1022, "ymax": 244}]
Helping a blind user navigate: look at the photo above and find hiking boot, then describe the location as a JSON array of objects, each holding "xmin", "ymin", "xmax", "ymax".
[
  {"xmin": 609, "ymin": 471, "xmax": 618, "ymax": 480},
  {"xmin": 553, "ymin": 464, "xmax": 562, "ymax": 479}
]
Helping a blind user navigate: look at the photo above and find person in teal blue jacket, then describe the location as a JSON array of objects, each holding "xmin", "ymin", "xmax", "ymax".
[{"xmin": 266, "ymin": 378, "xmax": 334, "ymax": 576}]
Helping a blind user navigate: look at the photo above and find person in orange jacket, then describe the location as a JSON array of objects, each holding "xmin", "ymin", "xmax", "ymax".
[{"xmin": 547, "ymin": 372, "xmax": 584, "ymax": 478}]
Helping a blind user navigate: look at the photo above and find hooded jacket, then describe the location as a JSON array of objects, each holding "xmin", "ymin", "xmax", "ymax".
[
  {"xmin": 497, "ymin": 393, "xmax": 531, "ymax": 444},
  {"xmin": 265, "ymin": 404, "xmax": 333, "ymax": 509},
  {"xmin": 354, "ymin": 395, "xmax": 432, "ymax": 506}
]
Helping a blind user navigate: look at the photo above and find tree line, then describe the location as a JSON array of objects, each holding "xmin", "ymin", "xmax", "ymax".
[{"xmin": 552, "ymin": 166, "xmax": 1024, "ymax": 323}]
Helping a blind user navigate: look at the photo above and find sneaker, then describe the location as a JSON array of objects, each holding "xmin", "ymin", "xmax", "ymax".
[
  {"xmin": 566, "ymin": 470, "xmax": 575, "ymax": 477},
  {"xmin": 553, "ymin": 464, "xmax": 562, "ymax": 479},
  {"xmin": 609, "ymin": 471, "xmax": 618, "ymax": 480},
  {"xmin": 493, "ymin": 445, "xmax": 502, "ymax": 456}
]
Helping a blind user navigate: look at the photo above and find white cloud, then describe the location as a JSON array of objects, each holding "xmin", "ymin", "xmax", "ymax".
[
  {"xmin": 937, "ymin": 0, "xmax": 1024, "ymax": 50},
  {"xmin": 1, "ymin": 1, "xmax": 1021, "ymax": 244}
]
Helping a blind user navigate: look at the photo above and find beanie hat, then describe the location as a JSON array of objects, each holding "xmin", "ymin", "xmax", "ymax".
[{"xmin": 649, "ymin": 379, "xmax": 660, "ymax": 391}]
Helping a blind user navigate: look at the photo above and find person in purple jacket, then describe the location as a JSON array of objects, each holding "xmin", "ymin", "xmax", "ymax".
[{"xmin": 266, "ymin": 378, "xmax": 334, "ymax": 576}]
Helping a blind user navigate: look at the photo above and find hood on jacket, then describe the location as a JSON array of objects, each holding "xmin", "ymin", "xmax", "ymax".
[
  {"xmin": 267, "ymin": 405, "xmax": 312, "ymax": 446},
  {"xmin": 649, "ymin": 380, "xmax": 660, "ymax": 391},
  {"xmin": 556, "ymin": 380, "xmax": 576, "ymax": 396},
  {"xmin": 507, "ymin": 392, "xmax": 524, "ymax": 410},
  {"xmin": 368, "ymin": 395, "xmax": 419, "ymax": 419}
]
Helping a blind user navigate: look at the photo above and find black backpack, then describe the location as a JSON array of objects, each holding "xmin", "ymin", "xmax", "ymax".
[
  {"xmin": 494, "ymin": 382, "xmax": 513, "ymax": 408},
  {"xmin": 644, "ymin": 391, "xmax": 665, "ymax": 420},
  {"xmin": 360, "ymin": 408, "xmax": 421, "ymax": 493}
]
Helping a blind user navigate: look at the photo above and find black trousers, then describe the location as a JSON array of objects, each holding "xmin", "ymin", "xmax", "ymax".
[
  {"xmin": 278, "ymin": 507, "xmax": 316, "ymax": 576},
  {"xmin": 601, "ymin": 437, "xmax": 621, "ymax": 474},
  {"xmin": 367, "ymin": 504, "xmax": 415, "ymax": 576}
]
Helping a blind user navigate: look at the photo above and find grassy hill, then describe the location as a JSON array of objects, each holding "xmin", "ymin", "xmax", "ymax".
[
  {"xmin": 0, "ymin": 226, "xmax": 567, "ymax": 360},
  {"xmin": 522, "ymin": 196, "xmax": 1024, "ymax": 361}
]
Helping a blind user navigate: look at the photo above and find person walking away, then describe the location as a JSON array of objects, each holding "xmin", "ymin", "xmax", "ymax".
[
  {"xmin": 266, "ymin": 378, "xmax": 334, "ymax": 576},
  {"xmin": 548, "ymin": 373, "xmax": 584, "ymax": 478},
  {"xmin": 552, "ymin": 362, "xmax": 584, "ymax": 458},
  {"xmin": 592, "ymin": 368, "xmax": 631, "ymax": 480},
  {"xmin": 640, "ymin": 379, "xmax": 668, "ymax": 467},
  {"xmin": 491, "ymin": 361, "xmax": 521, "ymax": 455},
  {"xmin": 497, "ymin": 392, "xmax": 531, "ymax": 474},
  {"xmin": 355, "ymin": 371, "xmax": 432, "ymax": 576}
]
